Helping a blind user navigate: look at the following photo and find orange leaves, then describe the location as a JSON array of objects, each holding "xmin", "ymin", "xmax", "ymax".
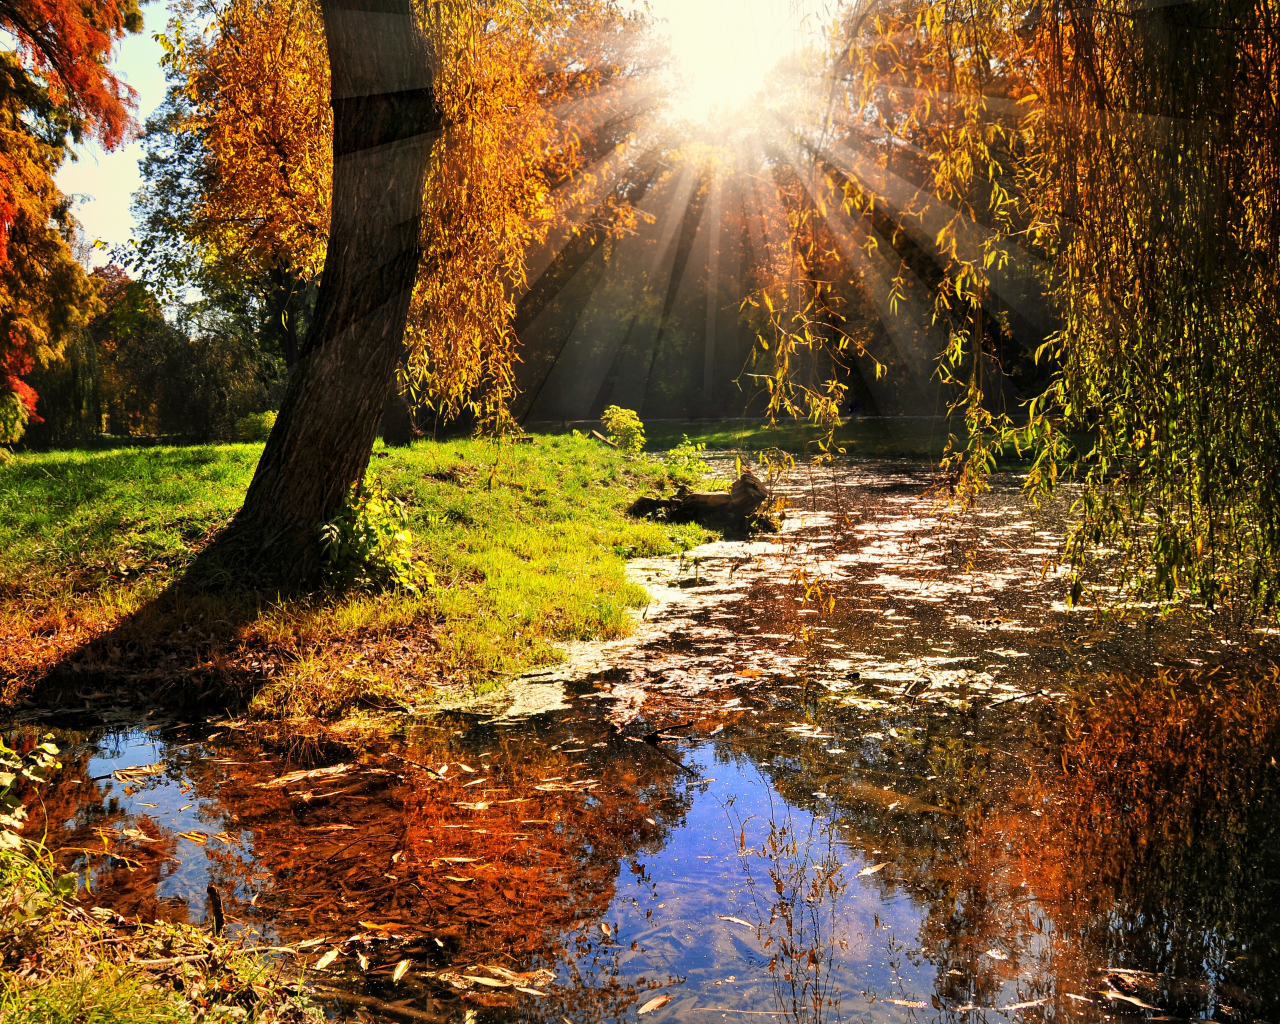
[
  {"xmin": 168, "ymin": 0, "xmax": 332, "ymax": 285},
  {"xmin": 0, "ymin": 0, "xmax": 142, "ymax": 149}
]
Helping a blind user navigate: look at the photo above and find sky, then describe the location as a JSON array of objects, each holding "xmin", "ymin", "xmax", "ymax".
[
  {"xmin": 58, "ymin": 0, "xmax": 835, "ymax": 263},
  {"xmin": 55, "ymin": 1, "xmax": 169, "ymax": 267},
  {"xmin": 643, "ymin": 0, "xmax": 834, "ymax": 124}
]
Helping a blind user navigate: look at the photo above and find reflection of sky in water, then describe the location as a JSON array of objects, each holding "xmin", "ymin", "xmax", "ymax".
[
  {"xmin": 575, "ymin": 740, "xmax": 945, "ymax": 1019},
  {"xmin": 75, "ymin": 729, "xmax": 263, "ymax": 932}
]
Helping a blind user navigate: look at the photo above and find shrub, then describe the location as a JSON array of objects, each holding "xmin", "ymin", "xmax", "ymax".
[
  {"xmin": 317, "ymin": 478, "xmax": 431, "ymax": 593},
  {"xmin": 0, "ymin": 390, "xmax": 29, "ymax": 447},
  {"xmin": 666, "ymin": 434, "xmax": 709, "ymax": 485},
  {"xmin": 601, "ymin": 405, "xmax": 645, "ymax": 454},
  {"xmin": 1, "ymin": 736, "xmax": 61, "ymax": 853},
  {"xmin": 235, "ymin": 409, "xmax": 276, "ymax": 441}
]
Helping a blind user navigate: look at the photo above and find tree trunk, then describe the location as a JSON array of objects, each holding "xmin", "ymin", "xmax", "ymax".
[
  {"xmin": 627, "ymin": 471, "xmax": 769, "ymax": 526},
  {"xmin": 211, "ymin": 0, "xmax": 440, "ymax": 584}
]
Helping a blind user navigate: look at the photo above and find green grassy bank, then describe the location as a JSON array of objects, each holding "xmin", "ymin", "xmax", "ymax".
[{"xmin": 0, "ymin": 433, "xmax": 714, "ymax": 719}]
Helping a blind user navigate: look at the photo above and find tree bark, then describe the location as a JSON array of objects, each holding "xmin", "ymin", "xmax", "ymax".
[{"xmin": 213, "ymin": 0, "xmax": 440, "ymax": 584}]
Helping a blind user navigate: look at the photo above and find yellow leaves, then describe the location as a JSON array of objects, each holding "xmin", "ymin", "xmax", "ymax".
[{"xmin": 174, "ymin": 0, "xmax": 332, "ymax": 282}]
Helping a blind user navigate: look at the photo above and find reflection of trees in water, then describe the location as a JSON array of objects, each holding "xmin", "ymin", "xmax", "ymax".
[
  {"xmin": 33, "ymin": 714, "xmax": 698, "ymax": 1021},
  {"xmin": 726, "ymin": 795, "xmax": 848, "ymax": 1024},
  {"xmin": 707, "ymin": 667, "xmax": 1280, "ymax": 1018},
  {"xmin": 903, "ymin": 671, "xmax": 1280, "ymax": 1018}
]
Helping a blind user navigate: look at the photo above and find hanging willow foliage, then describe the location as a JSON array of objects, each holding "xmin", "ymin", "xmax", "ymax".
[
  {"xmin": 803, "ymin": 0, "xmax": 1280, "ymax": 616},
  {"xmin": 402, "ymin": 0, "xmax": 657, "ymax": 433},
  {"xmin": 162, "ymin": 0, "xmax": 648, "ymax": 428}
]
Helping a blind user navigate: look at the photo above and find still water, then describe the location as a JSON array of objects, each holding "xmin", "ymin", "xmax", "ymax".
[{"xmin": 10, "ymin": 461, "xmax": 1280, "ymax": 1022}]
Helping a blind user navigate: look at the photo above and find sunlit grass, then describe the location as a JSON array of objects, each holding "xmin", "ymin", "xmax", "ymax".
[{"xmin": 0, "ymin": 433, "xmax": 714, "ymax": 719}]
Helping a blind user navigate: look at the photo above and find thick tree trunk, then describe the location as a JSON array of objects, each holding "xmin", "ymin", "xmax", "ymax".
[{"xmin": 214, "ymin": 0, "xmax": 439, "ymax": 583}]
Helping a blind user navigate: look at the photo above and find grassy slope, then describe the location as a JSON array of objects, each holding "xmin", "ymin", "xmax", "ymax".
[{"xmin": 0, "ymin": 434, "xmax": 712, "ymax": 718}]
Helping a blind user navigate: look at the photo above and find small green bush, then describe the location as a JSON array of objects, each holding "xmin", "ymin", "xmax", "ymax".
[
  {"xmin": 0, "ymin": 391, "xmax": 29, "ymax": 447},
  {"xmin": 666, "ymin": 434, "xmax": 709, "ymax": 485},
  {"xmin": 601, "ymin": 405, "xmax": 645, "ymax": 454},
  {"xmin": 234, "ymin": 410, "xmax": 277, "ymax": 441},
  {"xmin": 317, "ymin": 477, "xmax": 431, "ymax": 593}
]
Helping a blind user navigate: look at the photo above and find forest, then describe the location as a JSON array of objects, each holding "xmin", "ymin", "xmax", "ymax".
[{"xmin": 1, "ymin": 0, "xmax": 1278, "ymax": 1022}]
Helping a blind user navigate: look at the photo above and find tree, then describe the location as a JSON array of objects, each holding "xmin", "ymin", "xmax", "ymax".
[
  {"xmin": 177, "ymin": 0, "xmax": 653, "ymax": 580},
  {"xmin": 0, "ymin": 0, "xmax": 142, "ymax": 445},
  {"xmin": 130, "ymin": 0, "xmax": 332, "ymax": 367},
  {"xmin": 208, "ymin": 0, "xmax": 439, "ymax": 579},
  {"xmin": 776, "ymin": 0, "xmax": 1280, "ymax": 615}
]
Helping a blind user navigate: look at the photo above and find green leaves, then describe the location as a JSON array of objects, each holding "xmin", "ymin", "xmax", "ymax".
[
  {"xmin": 600, "ymin": 406, "xmax": 646, "ymax": 455},
  {"xmin": 0, "ymin": 735, "xmax": 61, "ymax": 851},
  {"xmin": 318, "ymin": 477, "xmax": 432, "ymax": 594}
]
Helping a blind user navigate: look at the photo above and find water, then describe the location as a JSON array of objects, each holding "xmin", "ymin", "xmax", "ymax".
[{"xmin": 9, "ymin": 462, "xmax": 1279, "ymax": 1022}]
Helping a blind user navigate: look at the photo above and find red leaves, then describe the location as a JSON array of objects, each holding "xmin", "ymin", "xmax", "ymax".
[{"xmin": 0, "ymin": 0, "xmax": 141, "ymax": 149}]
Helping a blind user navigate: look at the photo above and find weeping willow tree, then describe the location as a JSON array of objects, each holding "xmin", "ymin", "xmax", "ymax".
[{"xmin": 800, "ymin": 0, "xmax": 1280, "ymax": 616}]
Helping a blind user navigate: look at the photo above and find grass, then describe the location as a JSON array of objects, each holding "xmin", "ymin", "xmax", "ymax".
[
  {"xmin": 0, "ymin": 432, "xmax": 716, "ymax": 720},
  {"xmin": 0, "ymin": 842, "xmax": 322, "ymax": 1024}
]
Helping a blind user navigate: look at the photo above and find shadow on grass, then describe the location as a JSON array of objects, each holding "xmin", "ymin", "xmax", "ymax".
[{"xmin": 11, "ymin": 536, "xmax": 438, "ymax": 722}]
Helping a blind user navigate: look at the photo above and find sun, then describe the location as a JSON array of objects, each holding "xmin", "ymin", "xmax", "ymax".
[{"xmin": 641, "ymin": 0, "xmax": 834, "ymax": 125}]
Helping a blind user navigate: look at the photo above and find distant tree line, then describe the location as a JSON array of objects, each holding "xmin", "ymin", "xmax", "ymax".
[{"xmin": 23, "ymin": 265, "xmax": 281, "ymax": 446}]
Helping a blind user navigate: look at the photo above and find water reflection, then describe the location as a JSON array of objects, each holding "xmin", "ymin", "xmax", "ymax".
[{"xmin": 8, "ymin": 463, "xmax": 1279, "ymax": 1022}]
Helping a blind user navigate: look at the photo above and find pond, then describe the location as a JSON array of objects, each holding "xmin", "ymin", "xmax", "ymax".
[{"xmin": 9, "ymin": 460, "xmax": 1279, "ymax": 1023}]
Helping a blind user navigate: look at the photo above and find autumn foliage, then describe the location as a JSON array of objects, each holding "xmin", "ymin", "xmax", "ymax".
[
  {"xmin": 155, "ymin": 0, "xmax": 652, "ymax": 430},
  {"xmin": 0, "ymin": 0, "xmax": 142, "ymax": 443}
]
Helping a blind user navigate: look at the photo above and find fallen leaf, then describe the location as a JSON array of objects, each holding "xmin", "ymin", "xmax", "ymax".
[
  {"xmin": 638, "ymin": 994, "xmax": 671, "ymax": 1014},
  {"xmin": 457, "ymin": 763, "xmax": 476, "ymax": 774},
  {"xmin": 985, "ymin": 949, "xmax": 1009, "ymax": 961},
  {"xmin": 357, "ymin": 951, "xmax": 369, "ymax": 971},
  {"xmin": 113, "ymin": 763, "xmax": 165, "ymax": 783},
  {"xmin": 887, "ymin": 801, "xmax": 900, "ymax": 811},
  {"xmin": 645, "ymin": 817, "xmax": 657, "ymax": 825},
  {"xmin": 601, "ymin": 922, "xmax": 612, "ymax": 937},
  {"xmin": 306, "ymin": 824, "xmax": 356, "ymax": 832},
  {"xmin": 740, "ymin": 668, "xmax": 764, "ymax": 678},
  {"xmin": 463, "ymin": 975, "xmax": 511, "ymax": 988},
  {"xmin": 212, "ymin": 831, "xmax": 235, "ymax": 844},
  {"xmin": 516, "ymin": 986, "xmax": 547, "ymax": 996},
  {"xmin": 1002, "ymin": 1000, "xmax": 1048, "ymax": 1011},
  {"xmin": 255, "ymin": 764, "xmax": 352, "ymax": 789},
  {"xmin": 138, "ymin": 802, "xmax": 157, "ymax": 808},
  {"xmin": 463, "ymin": 778, "xmax": 487, "ymax": 787},
  {"xmin": 858, "ymin": 862, "xmax": 888, "ymax": 876},
  {"xmin": 1098, "ymin": 990, "xmax": 1158, "ymax": 1010},
  {"xmin": 393, "ymin": 959, "xmax": 411, "ymax": 983},
  {"xmin": 453, "ymin": 801, "xmax": 490, "ymax": 810},
  {"xmin": 709, "ymin": 725, "xmax": 724, "ymax": 736},
  {"xmin": 315, "ymin": 948, "xmax": 340, "ymax": 970},
  {"xmin": 445, "ymin": 875, "xmax": 475, "ymax": 883},
  {"xmin": 177, "ymin": 831, "xmax": 208, "ymax": 844},
  {"xmin": 715, "ymin": 915, "xmax": 753, "ymax": 928},
  {"xmin": 119, "ymin": 828, "xmax": 158, "ymax": 843},
  {"xmin": 441, "ymin": 857, "xmax": 480, "ymax": 863},
  {"xmin": 887, "ymin": 999, "xmax": 927, "ymax": 1008}
]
